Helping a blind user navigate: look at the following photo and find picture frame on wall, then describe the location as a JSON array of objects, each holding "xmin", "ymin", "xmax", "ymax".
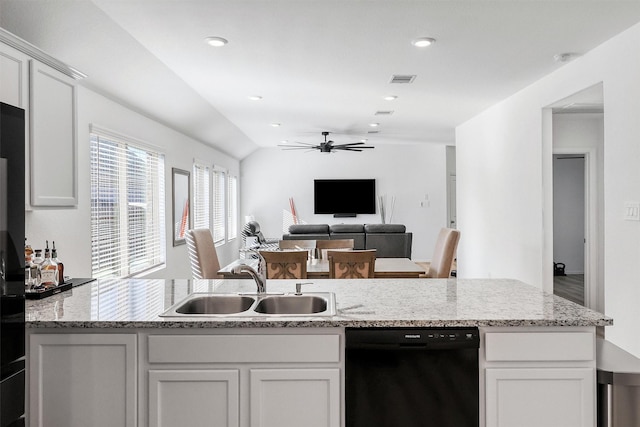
[{"xmin": 172, "ymin": 168, "xmax": 191, "ymax": 246}]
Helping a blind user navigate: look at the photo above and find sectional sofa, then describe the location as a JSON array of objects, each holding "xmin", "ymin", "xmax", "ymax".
[{"xmin": 282, "ymin": 223, "xmax": 413, "ymax": 258}]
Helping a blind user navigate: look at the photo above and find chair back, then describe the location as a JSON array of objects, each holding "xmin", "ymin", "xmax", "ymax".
[
  {"xmin": 279, "ymin": 239, "xmax": 317, "ymax": 259},
  {"xmin": 328, "ymin": 249, "xmax": 376, "ymax": 279},
  {"xmin": 259, "ymin": 250, "xmax": 308, "ymax": 279},
  {"xmin": 186, "ymin": 229, "xmax": 222, "ymax": 279},
  {"xmin": 427, "ymin": 228, "xmax": 460, "ymax": 278},
  {"xmin": 316, "ymin": 239, "xmax": 355, "ymax": 260}
]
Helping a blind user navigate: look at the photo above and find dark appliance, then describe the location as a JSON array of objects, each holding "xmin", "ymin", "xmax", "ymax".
[
  {"xmin": 346, "ymin": 327, "xmax": 480, "ymax": 427},
  {"xmin": 313, "ymin": 179, "xmax": 376, "ymax": 216},
  {"xmin": 0, "ymin": 102, "xmax": 26, "ymax": 427}
]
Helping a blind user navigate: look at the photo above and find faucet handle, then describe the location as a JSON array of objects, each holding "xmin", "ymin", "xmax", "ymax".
[{"xmin": 295, "ymin": 282, "xmax": 313, "ymax": 295}]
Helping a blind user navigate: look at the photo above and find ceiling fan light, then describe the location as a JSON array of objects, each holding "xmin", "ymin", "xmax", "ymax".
[
  {"xmin": 205, "ymin": 36, "xmax": 228, "ymax": 47},
  {"xmin": 411, "ymin": 37, "xmax": 436, "ymax": 47}
]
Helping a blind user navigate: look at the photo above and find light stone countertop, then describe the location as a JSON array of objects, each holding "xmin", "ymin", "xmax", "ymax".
[{"xmin": 25, "ymin": 278, "xmax": 612, "ymax": 328}]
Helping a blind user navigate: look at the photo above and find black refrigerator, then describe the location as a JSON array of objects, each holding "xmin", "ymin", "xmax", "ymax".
[{"xmin": 0, "ymin": 102, "xmax": 26, "ymax": 427}]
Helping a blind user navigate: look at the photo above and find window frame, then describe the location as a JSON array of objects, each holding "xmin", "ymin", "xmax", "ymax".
[{"xmin": 89, "ymin": 125, "xmax": 166, "ymax": 278}]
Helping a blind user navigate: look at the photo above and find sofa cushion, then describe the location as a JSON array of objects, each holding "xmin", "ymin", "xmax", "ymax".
[
  {"xmin": 330, "ymin": 224, "xmax": 364, "ymax": 233},
  {"xmin": 288, "ymin": 224, "xmax": 330, "ymax": 234},
  {"xmin": 364, "ymin": 224, "xmax": 406, "ymax": 233}
]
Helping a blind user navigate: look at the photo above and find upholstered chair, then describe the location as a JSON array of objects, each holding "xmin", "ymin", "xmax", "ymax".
[
  {"xmin": 259, "ymin": 250, "xmax": 308, "ymax": 279},
  {"xmin": 426, "ymin": 228, "xmax": 460, "ymax": 278},
  {"xmin": 185, "ymin": 229, "xmax": 222, "ymax": 279},
  {"xmin": 328, "ymin": 249, "xmax": 376, "ymax": 279},
  {"xmin": 316, "ymin": 239, "xmax": 355, "ymax": 260}
]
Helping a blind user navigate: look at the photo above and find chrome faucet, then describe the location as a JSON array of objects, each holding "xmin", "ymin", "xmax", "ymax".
[{"xmin": 231, "ymin": 251, "xmax": 267, "ymax": 293}]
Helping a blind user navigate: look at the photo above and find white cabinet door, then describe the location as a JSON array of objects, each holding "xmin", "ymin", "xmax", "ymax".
[
  {"xmin": 250, "ymin": 369, "xmax": 340, "ymax": 427},
  {"xmin": 29, "ymin": 333, "xmax": 137, "ymax": 427},
  {"xmin": 148, "ymin": 369, "xmax": 240, "ymax": 427},
  {"xmin": 29, "ymin": 59, "xmax": 77, "ymax": 206},
  {"xmin": 0, "ymin": 42, "xmax": 28, "ymax": 108},
  {"xmin": 486, "ymin": 368, "xmax": 595, "ymax": 427}
]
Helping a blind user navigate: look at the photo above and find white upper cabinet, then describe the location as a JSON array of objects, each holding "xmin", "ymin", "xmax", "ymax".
[
  {"xmin": 29, "ymin": 60, "xmax": 78, "ymax": 206},
  {"xmin": 1, "ymin": 28, "xmax": 85, "ymax": 208},
  {"xmin": 0, "ymin": 42, "xmax": 29, "ymax": 108}
]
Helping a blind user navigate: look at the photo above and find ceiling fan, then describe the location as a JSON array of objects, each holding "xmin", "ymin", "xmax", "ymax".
[{"xmin": 279, "ymin": 131, "xmax": 374, "ymax": 153}]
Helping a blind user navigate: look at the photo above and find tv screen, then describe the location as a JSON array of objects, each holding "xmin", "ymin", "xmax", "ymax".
[{"xmin": 314, "ymin": 179, "xmax": 376, "ymax": 215}]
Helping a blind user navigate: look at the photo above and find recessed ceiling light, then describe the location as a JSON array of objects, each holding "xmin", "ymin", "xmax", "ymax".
[
  {"xmin": 205, "ymin": 36, "xmax": 228, "ymax": 47},
  {"xmin": 248, "ymin": 95, "xmax": 262, "ymax": 101},
  {"xmin": 411, "ymin": 37, "xmax": 436, "ymax": 47},
  {"xmin": 383, "ymin": 95, "xmax": 398, "ymax": 101},
  {"xmin": 369, "ymin": 123, "xmax": 380, "ymax": 127},
  {"xmin": 360, "ymin": 139, "xmax": 368, "ymax": 143},
  {"xmin": 270, "ymin": 123, "xmax": 281, "ymax": 127}
]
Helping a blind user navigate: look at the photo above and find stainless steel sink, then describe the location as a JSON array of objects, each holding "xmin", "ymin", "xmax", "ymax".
[
  {"xmin": 160, "ymin": 292, "xmax": 336, "ymax": 317},
  {"xmin": 254, "ymin": 295, "xmax": 328, "ymax": 315},
  {"xmin": 175, "ymin": 295, "xmax": 255, "ymax": 315}
]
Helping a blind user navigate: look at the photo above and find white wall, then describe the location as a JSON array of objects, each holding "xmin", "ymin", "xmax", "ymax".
[
  {"xmin": 456, "ymin": 22, "xmax": 640, "ymax": 356},
  {"xmin": 25, "ymin": 86, "xmax": 241, "ymax": 280},
  {"xmin": 240, "ymin": 144, "xmax": 448, "ymax": 261}
]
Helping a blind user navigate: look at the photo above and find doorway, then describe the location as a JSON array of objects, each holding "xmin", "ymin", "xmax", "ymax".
[{"xmin": 553, "ymin": 153, "xmax": 586, "ymax": 305}]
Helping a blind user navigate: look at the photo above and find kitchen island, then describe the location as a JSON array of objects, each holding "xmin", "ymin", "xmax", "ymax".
[{"xmin": 26, "ymin": 278, "xmax": 611, "ymax": 427}]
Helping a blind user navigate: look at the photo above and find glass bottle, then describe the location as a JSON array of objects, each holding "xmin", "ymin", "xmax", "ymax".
[
  {"xmin": 25, "ymin": 238, "xmax": 33, "ymax": 286},
  {"xmin": 31, "ymin": 249, "xmax": 43, "ymax": 289},
  {"xmin": 52, "ymin": 241, "xmax": 64, "ymax": 285},
  {"xmin": 40, "ymin": 240, "xmax": 58, "ymax": 288}
]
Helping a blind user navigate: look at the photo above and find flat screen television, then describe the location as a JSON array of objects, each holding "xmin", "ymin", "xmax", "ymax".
[{"xmin": 314, "ymin": 179, "xmax": 376, "ymax": 215}]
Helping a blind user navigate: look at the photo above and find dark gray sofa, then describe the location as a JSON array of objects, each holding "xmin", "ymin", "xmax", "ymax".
[{"xmin": 283, "ymin": 223, "xmax": 412, "ymax": 258}]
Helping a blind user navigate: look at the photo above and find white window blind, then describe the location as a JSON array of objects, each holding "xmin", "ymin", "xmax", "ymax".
[
  {"xmin": 227, "ymin": 174, "xmax": 238, "ymax": 240},
  {"xmin": 212, "ymin": 168, "xmax": 226, "ymax": 243},
  {"xmin": 90, "ymin": 131, "xmax": 166, "ymax": 278},
  {"xmin": 192, "ymin": 162, "xmax": 210, "ymax": 230}
]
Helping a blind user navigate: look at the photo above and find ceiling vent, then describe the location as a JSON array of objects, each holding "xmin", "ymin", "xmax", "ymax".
[
  {"xmin": 367, "ymin": 130, "xmax": 379, "ymax": 134},
  {"xmin": 390, "ymin": 74, "xmax": 416, "ymax": 84},
  {"xmin": 375, "ymin": 110, "xmax": 394, "ymax": 116}
]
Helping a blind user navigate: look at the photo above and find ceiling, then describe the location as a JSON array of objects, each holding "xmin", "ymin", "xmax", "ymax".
[{"xmin": 2, "ymin": 1, "xmax": 640, "ymax": 159}]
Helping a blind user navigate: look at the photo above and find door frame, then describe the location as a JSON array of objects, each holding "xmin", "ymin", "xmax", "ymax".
[{"xmin": 552, "ymin": 147, "xmax": 598, "ymax": 309}]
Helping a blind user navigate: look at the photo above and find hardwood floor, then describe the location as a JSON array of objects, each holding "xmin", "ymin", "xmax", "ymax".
[{"xmin": 554, "ymin": 274, "xmax": 584, "ymax": 306}]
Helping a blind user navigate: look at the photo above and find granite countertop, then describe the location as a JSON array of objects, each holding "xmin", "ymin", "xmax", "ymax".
[{"xmin": 25, "ymin": 278, "xmax": 612, "ymax": 329}]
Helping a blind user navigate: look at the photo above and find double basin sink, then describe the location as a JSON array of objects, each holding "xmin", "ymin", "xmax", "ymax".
[{"xmin": 160, "ymin": 292, "xmax": 336, "ymax": 317}]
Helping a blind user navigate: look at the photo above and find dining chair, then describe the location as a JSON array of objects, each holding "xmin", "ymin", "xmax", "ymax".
[
  {"xmin": 278, "ymin": 239, "xmax": 317, "ymax": 259},
  {"xmin": 316, "ymin": 239, "xmax": 355, "ymax": 260},
  {"xmin": 328, "ymin": 249, "xmax": 376, "ymax": 279},
  {"xmin": 259, "ymin": 250, "xmax": 308, "ymax": 279},
  {"xmin": 425, "ymin": 228, "xmax": 460, "ymax": 278},
  {"xmin": 185, "ymin": 228, "xmax": 223, "ymax": 279}
]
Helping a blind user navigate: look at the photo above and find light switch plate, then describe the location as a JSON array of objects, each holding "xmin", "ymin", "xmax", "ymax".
[{"xmin": 624, "ymin": 201, "xmax": 640, "ymax": 221}]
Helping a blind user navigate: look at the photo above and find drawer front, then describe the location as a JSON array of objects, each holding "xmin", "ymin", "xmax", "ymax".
[
  {"xmin": 148, "ymin": 334, "xmax": 340, "ymax": 364},
  {"xmin": 485, "ymin": 332, "xmax": 594, "ymax": 362}
]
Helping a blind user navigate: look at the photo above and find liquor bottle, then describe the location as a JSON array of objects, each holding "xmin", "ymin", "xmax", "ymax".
[
  {"xmin": 52, "ymin": 241, "xmax": 64, "ymax": 285},
  {"xmin": 31, "ymin": 249, "xmax": 43, "ymax": 288},
  {"xmin": 25, "ymin": 238, "xmax": 33, "ymax": 286},
  {"xmin": 40, "ymin": 240, "xmax": 58, "ymax": 288}
]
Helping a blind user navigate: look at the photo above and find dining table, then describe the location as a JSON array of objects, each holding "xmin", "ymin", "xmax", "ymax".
[{"xmin": 218, "ymin": 257, "xmax": 426, "ymax": 279}]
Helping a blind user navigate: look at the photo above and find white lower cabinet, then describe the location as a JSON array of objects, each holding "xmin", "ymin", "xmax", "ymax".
[
  {"xmin": 483, "ymin": 328, "xmax": 596, "ymax": 427},
  {"xmin": 485, "ymin": 368, "xmax": 594, "ymax": 427},
  {"xmin": 28, "ymin": 333, "xmax": 137, "ymax": 427},
  {"xmin": 148, "ymin": 369, "xmax": 240, "ymax": 427},
  {"xmin": 143, "ymin": 331, "xmax": 342, "ymax": 427},
  {"xmin": 250, "ymin": 368, "xmax": 340, "ymax": 427}
]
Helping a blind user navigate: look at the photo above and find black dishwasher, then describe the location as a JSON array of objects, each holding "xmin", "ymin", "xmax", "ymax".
[{"xmin": 346, "ymin": 327, "xmax": 480, "ymax": 427}]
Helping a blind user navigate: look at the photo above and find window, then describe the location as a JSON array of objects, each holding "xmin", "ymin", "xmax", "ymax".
[
  {"xmin": 192, "ymin": 162, "xmax": 210, "ymax": 230},
  {"xmin": 90, "ymin": 127, "xmax": 166, "ymax": 278},
  {"xmin": 227, "ymin": 174, "xmax": 238, "ymax": 240},
  {"xmin": 212, "ymin": 168, "xmax": 226, "ymax": 243}
]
